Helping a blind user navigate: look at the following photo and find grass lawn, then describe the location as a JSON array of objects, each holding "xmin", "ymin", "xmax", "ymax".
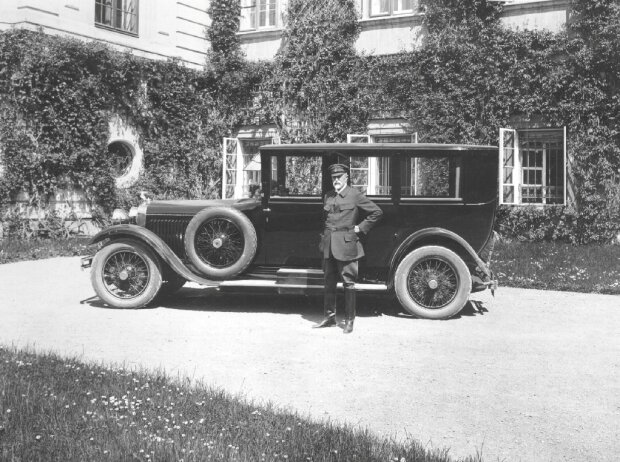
[
  {"xmin": 0, "ymin": 346, "xmax": 480, "ymax": 462},
  {"xmin": 492, "ymin": 240, "xmax": 620, "ymax": 295},
  {"xmin": 0, "ymin": 237, "xmax": 91, "ymax": 265}
]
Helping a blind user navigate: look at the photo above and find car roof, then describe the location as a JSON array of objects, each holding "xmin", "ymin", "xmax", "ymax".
[{"xmin": 260, "ymin": 143, "xmax": 497, "ymax": 153}]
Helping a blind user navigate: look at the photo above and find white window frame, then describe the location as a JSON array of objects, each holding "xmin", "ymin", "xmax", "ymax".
[
  {"xmin": 95, "ymin": 0, "xmax": 139, "ymax": 35},
  {"xmin": 499, "ymin": 128, "xmax": 519, "ymax": 205},
  {"xmin": 240, "ymin": 0, "xmax": 282, "ymax": 31},
  {"xmin": 223, "ymin": 137, "xmax": 274, "ymax": 199},
  {"xmin": 346, "ymin": 132, "xmax": 417, "ymax": 195},
  {"xmin": 369, "ymin": 0, "xmax": 415, "ymax": 18},
  {"xmin": 222, "ymin": 137, "xmax": 241, "ymax": 199},
  {"xmin": 499, "ymin": 127, "xmax": 566, "ymax": 206}
]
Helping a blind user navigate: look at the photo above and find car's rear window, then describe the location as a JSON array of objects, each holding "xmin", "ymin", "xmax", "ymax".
[{"xmin": 400, "ymin": 155, "xmax": 458, "ymax": 198}]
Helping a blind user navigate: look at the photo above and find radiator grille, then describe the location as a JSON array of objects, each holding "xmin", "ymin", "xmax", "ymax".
[{"xmin": 146, "ymin": 216, "xmax": 192, "ymax": 258}]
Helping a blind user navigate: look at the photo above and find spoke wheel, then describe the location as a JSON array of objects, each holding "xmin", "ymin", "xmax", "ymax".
[
  {"xmin": 91, "ymin": 241, "xmax": 162, "ymax": 309},
  {"xmin": 102, "ymin": 250, "xmax": 151, "ymax": 299},
  {"xmin": 394, "ymin": 246, "xmax": 471, "ymax": 319},
  {"xmin": 195, "ymin": 218, "xmax": 244, "ymax": 268},
  {"xmin": 407, "ymin": 257, "xmax": 458, "ymax": 309},
  {"xmin": 184, "ymin": 207, "xmax": 258, "ymax": 279}
]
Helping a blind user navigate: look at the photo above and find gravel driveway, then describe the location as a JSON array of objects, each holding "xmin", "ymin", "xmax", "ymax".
[{"xmin": 1, "ymin": 256, "xmax": 619, "ymax": 461}]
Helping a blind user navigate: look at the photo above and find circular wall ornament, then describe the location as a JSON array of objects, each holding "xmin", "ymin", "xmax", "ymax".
[{"xmin": 108, "ymin": 114, "xmax": 143, "ymax": 188}]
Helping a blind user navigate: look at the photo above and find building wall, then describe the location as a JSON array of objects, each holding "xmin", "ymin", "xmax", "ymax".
[
  {"xmin": 500, "ymin": 0, "xmax": 569, "ymax": 33},
  {"xmin": 238, "ymin": 0, "xmax": 569, "ymax": 61},
  {"xmin": 0, "ymin": 0, "xmax": 569, "ymax": 65},
  {"xmin": 0, "ymin": 0, "xmax": 210, "ymax": 69}
]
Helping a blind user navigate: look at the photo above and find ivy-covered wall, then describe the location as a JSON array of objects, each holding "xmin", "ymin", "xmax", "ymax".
[
  {"xmin": 1, "ymin": 0, "xmax": 619, "ymax": 243},
  {"xmin": 0, "ymin": 25, "xmax": 261, "ymax": 215}
]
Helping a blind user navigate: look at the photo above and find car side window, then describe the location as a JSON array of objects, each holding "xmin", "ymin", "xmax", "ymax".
[
  {"xmin": 400, "ymin": 154, "xmax": 461, "ymax": 198},
  {"xmin": 270, "ymin": 155, "xmax": 322, "ymax": 197},
  {"xmin": 349, "ymin": 155, "xmax": 392, "ymax": 197}
]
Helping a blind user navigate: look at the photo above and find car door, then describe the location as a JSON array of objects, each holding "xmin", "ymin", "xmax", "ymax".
[{"xmin": 260, "ymin": 151, "xmax": 325, "ymax": 268}]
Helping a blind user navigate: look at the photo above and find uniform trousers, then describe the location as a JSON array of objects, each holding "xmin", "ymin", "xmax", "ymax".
[{"xmin": 323, "ymin": 248, "xmax": 358, "ymax": 316}]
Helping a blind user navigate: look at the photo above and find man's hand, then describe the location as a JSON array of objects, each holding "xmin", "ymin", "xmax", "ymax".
[{"xmin": 354, "ymin": 225, "xmax": 360, "ymax": 234}]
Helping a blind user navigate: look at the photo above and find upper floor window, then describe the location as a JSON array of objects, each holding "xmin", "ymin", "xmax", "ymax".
[
  {"xmin": 240, "ymin": 0, "xmax": 283, "ymax": 31},
  {"xmin": 95, "ymin": 0, "xmax": 139, "ymax": 35},
  {"xmin": 370, "ymin": 0, "xmax": 416, "ymax": 17}
]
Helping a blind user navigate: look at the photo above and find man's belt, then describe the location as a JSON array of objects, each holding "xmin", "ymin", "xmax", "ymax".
[{"xmin": 325, "ymin": 227, "xmax": 355, "ymax": 232}]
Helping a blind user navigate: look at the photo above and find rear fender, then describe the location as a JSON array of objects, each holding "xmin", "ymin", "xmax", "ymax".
[
  {"xmin": 387, "ymin": 227, "xmax": 492, "ymax": 288},
  {"xmin": 89, "ymin": 224, "xmax": 218, "ymax": 286}
]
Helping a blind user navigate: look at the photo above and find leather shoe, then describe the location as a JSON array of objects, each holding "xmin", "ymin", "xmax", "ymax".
[
  {"xmin": 343, "ymin": 319, "xmax": 354, "ymax": 334},
  {"xmin": 313, "ymin": 315, "xmax": 336, "ymax": 328}
]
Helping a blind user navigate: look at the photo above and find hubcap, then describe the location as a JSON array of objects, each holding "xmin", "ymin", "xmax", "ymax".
[
  {"xmin": 195, "ymin": 218, "xmax": 244, "ymax": 268},
  {"xmin": 407, "ymin": 257, "xmax": 459, "ymax": 309},
  {"xmin": 102, "ymin": 251, "xmax": 150, "ymax": 299}
]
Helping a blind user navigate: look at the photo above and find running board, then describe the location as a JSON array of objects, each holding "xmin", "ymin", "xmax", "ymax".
[
  {"xmin": 219, "ymin": 267, "xmax": 388, "ymax": 294},
  {"xmin": 218, "ymin": 279, "xmax": 388, "ymax": 294}
]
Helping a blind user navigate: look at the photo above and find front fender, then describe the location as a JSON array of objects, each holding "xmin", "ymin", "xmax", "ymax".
[
  {"xmin": 387, "ymin": 227, "xmax": 492, "ymax": 285},
  {"xmin": 90, "ymin": 224, "xmax": 218, "ymax": 286}
]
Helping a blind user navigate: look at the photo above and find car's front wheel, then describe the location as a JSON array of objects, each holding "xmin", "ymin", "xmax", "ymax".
[
  {"xmin": 91, "ymin": 240, "xmax": 162, "ymax": 308},
  {"xmin": 394, "ymin": 246, "xmax": 471, "ymax": 319}
]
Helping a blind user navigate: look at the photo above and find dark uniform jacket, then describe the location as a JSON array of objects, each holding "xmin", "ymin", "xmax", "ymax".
[{"xmin": 319, "ymin": 186, "xmax": 383, "ymax": 261}]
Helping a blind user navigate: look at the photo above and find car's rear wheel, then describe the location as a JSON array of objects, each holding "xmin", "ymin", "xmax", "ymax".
[
  {"xmin": 184, "ymin": 207, "xmax": 258, "ymax": 279},
  {"xmin": 91, "ymin": 240, "xmax": 162, "ymax": 308},
  {"xmin": 394, "ymin": 246, "xmax": 471, "ymax": 319}
]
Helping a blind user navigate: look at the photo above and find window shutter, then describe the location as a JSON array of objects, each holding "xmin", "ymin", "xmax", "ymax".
[
  {"xmin": 499, "ymin": 128, "xmax": 519, "ymax": 205},
  {"xmin": 240, "ymin": 0, "xmax": 256, "ymax": 30},
  {"xmin": 222, "ymin": 137, "xmax": 241, "ymax": 199},
  {"xmin": 562, "ymin": 126, "xmax": 567, "ymax": 205}
]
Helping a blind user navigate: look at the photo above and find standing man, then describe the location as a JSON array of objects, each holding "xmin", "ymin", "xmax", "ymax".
[{"xmin": 314, "ymin": 163, "xmax": 383, "ymax": 334}]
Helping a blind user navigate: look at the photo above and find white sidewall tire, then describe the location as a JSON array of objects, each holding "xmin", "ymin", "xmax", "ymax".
[
  {"xmin": 184, "ymin": 207, "xmax": 258, "ymax": 279},
  {"xmin": 91, "ymin": 240, "xmax": 162, "ymax": 309},
  {"xmin": 394, "ymin": 245, "xmax": 471, "ymax": 320}
]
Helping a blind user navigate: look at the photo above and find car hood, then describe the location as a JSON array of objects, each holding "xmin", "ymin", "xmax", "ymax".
[{"xmin": 146, "ymin": 198, "xmax": 261, "ymax": 215}]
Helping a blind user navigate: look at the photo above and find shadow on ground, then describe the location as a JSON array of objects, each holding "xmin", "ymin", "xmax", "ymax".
[{"xmin": 81, "ymin": 286, "xmax": 491, "ymax": 323}]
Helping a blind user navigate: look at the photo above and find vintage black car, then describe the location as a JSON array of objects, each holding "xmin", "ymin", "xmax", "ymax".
[{"xmin": 82, "ymin": 143, "xmax": 499, "ymax": 319}]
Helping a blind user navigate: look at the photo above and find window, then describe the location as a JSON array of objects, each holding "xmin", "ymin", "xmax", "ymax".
[
  {"xmin": 240, "ymin": 0, "xmax": 281, "ymax": 31},
  {"xmin": 270, "ymin": 155, "xmax": 322, "ymax": 197},
  {"xmin": 95, "ymin": 0, "xmax": 139, "ymax": 35},
  {"xmin": 346, "ymin": 133, "xmax": 417, "ymax": 196},
  {"xmin": 223, "ymin": 137, "xmax": 272, "ymax": 199},
  {"xmin": 500, "ymin": 128, "xmax": 566, "ymax": 205},
  {"xmin": 400, "ymin": 155, "xmax": 458, "ymax": 198},
  {"xmin": 370, "ymin": 0, "xmax": 416, "ymax": 17}
]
